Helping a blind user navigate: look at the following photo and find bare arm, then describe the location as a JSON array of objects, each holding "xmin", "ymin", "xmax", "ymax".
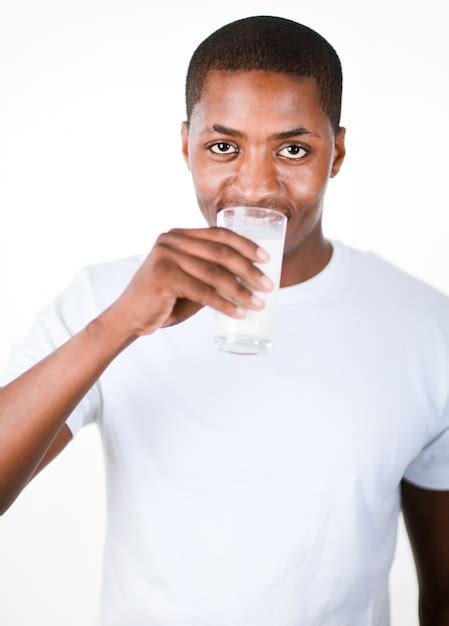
[
  {"xmin": 401, "ymin": 478, "xmax": 449, "ymax": 625},
  {"xmin": 24, "ymin": 423, "xmax": 73, "ymax": 484},
  {"xmin": 0, "ymin": 304, "xmax": 136, "ymax": 515},
  {"xmin": 0, "ymin": 227, "xmax": 272, "ymax": 515}
]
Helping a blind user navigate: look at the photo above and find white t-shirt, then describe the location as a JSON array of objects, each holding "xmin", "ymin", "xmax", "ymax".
[{"xmin": 2, "ymin": 239, "xmax": 449, "ymax": 626}]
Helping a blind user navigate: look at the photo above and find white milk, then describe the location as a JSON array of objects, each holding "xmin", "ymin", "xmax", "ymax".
[{"xmin": 214, "ymin": 236, "xmax": 285, "ymax": 355}]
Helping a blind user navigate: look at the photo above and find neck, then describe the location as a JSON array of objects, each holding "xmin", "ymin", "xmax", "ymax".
[{"xmin": 280, "ymin": 226, "xmax": 333, "ymax": 289}]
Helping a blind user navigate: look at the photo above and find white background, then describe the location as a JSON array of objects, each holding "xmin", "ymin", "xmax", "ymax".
[{"xmin": 1, "ymin": 1, "xmax": 448, "ymax": 624}]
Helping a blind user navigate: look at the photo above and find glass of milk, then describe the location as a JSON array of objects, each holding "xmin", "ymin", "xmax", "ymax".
[{"xmin": 214, "ymin": 206, "xmax": 287, "ymax": 356}]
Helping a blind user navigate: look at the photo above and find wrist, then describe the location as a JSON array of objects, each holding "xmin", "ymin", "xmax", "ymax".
[{"xmin": 87, "ymin": 303, "xmax": 140, "ymax": 354}]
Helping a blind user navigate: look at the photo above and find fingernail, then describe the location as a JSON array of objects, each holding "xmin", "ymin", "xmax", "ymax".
[
  {"xmin": 259, "ymin": 276, "xmax": 274, "ymax": 290},
  {"xmin": 250, "ymin": 295, "xmax": 265, "ymax": 308},
  {"xmin": 257, "ymin": 248, "xmax": 270, "ymax": 261}
]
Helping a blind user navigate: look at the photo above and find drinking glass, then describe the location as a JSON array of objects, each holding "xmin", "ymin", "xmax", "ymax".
[{"xmin": 214, "ymin": 206, "xmax": 287, "ymax": 355}]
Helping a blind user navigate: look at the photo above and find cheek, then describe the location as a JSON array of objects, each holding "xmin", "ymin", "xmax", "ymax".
[
  {"xmin": 286, "ymin": 151, "xmax": 332, "ymax": 201},
  {"xmin": 190, "ymin": 150, "xmax": 227, "ymax": 197}
]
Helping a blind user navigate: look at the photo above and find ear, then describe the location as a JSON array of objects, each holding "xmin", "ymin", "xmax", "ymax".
[
  {"xmin": 330, "ymin": 127, "xmax": 346, "ymax": 178},
  {"xmin": 181, "ymin": 121, "xmax": 190, "ymax": 170}
]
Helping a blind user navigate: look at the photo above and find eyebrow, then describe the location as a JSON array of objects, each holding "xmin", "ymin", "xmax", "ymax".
[{"xmin": 200, "ymin": 123, "xmax": 321, "ymax": 140}]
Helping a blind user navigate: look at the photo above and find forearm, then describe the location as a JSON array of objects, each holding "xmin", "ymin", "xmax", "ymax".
[{"xmin": 0, "ymin": 303, "xmax": 138, "ymax": 514}]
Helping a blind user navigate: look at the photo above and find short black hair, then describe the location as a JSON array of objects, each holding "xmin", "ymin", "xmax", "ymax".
[{"xmin": 185, "ymin": 16, "xmax": 343, "ymax": 135}]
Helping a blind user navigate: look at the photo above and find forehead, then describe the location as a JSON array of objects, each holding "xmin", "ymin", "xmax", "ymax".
[{"xmin": 190, "ymin": 69, "xmax": 329, "ymax": 133}]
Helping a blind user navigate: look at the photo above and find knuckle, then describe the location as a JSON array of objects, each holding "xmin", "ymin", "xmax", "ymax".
[
  {"xmin": 205, "ymin": 262, "xmax": 220, "ymax": 277},
  {"xmin": 212, "ymin": 242, "xmax": 229, "ymax": 258},
  {"xmin": 210, "ymin": 226, "xmax": 226, "ymax": 240},
  {"xmin": 156, "ymin": 231, "xmax": 169, "ymax": 243},
  {"xmin": 197, "ymin": 283, "xmax": 214, "ymax": 303},
  {"xmin": 153, "ymin": 256, "xmax": 172, "ymax": 275},
  {"xmin": 157, "ymin": 228, "xmax": 182, "ymax": 244}
]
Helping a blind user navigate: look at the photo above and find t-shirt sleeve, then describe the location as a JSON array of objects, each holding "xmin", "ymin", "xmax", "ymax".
[
  {"xmin": 403, "ymin": 409, "xmax": 449, "ymax": 490},
  {"xmin": 403, "ymin": 297, "xmax": 449, "ymax": 490},
  {"xmin": 0, "ymin": 267, "xmax": 102, "ymax": 437}
]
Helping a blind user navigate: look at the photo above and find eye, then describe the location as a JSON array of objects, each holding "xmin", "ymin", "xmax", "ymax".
[
  {"xmin": 278, "ymin": 145, "xmax": 308, "ymax": 160},
  {"xmin": 208, "ymin": 142, "xmax": 239, "ymax": 155}
]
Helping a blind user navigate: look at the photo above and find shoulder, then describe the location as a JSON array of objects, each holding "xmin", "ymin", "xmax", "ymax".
[
  {"xmin": 82, "ymin": 252, "xmax": 144, "ymax": 280},
  {"xmin": 78, "ymin": 253, "xmax": 145, "ymax": 308},
  {"xmin": 341, "ymin": 242, "xmax": 449, "ymax": 322}
]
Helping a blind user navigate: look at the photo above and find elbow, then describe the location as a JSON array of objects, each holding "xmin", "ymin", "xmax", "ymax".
[
  {"xmin": 0, "ymin": 487, "xmax": 19, "ymax": 516},
  {"xmin": 0, "ymin": 498, "xmax": 10, "ymax": 516}
]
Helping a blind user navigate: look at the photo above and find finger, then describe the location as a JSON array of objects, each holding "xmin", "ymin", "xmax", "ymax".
[
  {"xmin": 168, "ymin": 227, "xmax": 270, "ymax": 263},
  {"xmin": 169, "ymin": 262, "xmax": 249, "ymax": 319},
  {"xmin": 159, "ymin": 244, "xmax": 266, "ymax": 311},
  {"xmin": 158, "ymin": 230, "xmax": 273, "ymax": 293}
]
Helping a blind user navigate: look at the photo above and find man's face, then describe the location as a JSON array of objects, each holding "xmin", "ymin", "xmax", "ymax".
[{"xmin": 182, "ymin": 70, "xmax": 345, "ymax": 256}]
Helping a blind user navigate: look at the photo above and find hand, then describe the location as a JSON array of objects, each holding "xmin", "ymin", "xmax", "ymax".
[{"xmin": 112, "ymin": 226, "xmax": 273, "ymax": 338}]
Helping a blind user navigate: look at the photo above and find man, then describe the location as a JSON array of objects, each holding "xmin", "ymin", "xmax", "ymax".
[{"xmin": 1, "ymin": 15, "xmax": 448, "ymax": 626}]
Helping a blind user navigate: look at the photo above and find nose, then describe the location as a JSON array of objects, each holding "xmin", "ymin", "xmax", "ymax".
[{"xmin": 230, "ymin": 150, "xmax": 283, "ymax": 204}]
